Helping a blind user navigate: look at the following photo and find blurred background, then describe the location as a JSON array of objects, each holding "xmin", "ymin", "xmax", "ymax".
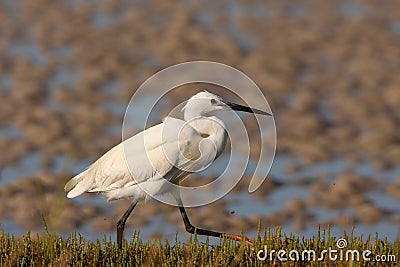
[{"xmin": 0, "ymin": 0, "xmax": 399, "ymax": 242}]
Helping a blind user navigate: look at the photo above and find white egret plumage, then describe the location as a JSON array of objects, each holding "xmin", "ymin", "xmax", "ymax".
[{"xmin": 64, "ymin": 91, "xmax": 271, "ymax": 248}]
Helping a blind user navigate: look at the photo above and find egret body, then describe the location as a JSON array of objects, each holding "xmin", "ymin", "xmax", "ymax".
[{"xmin": 64, "ymin": 91, "xmax": 271, "ymax": 248}]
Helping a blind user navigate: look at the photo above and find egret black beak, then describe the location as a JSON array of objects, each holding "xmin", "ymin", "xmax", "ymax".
[{"xmin": 224, "ymin": 101, "xmax": 272, "ymax": 116}]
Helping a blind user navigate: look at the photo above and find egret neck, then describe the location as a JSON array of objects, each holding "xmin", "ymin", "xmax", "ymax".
[{"xmin": 185, "ymin": 115, "xmax": 228, "ymax": 160}]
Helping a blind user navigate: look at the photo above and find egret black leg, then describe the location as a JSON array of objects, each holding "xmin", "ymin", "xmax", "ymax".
[
  {"xmin": 178, "ymin": 204, "xmax": 223, "ymax": 237},
  {"xmin": 174, "ymin": 195, "xmax": 253, "ymax": 245},
  {"xmin": 116, "ymin": 201, "xmax": 137, "ymax": 249}
]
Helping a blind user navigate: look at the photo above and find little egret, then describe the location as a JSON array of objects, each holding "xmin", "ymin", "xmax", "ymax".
[{"xmin": 64, "ymin": 91, "xmax": 271, "ymax": 248}]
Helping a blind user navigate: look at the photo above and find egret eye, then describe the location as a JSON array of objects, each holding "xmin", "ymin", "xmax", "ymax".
[{"xmin": 210, "ymin": 99, "xmax": 217, "ymax": 105}]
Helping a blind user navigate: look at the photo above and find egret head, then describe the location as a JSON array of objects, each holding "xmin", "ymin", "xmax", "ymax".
[{"xmin": 182, "ymin": 91, "xmax": 271, "ymax": 120}]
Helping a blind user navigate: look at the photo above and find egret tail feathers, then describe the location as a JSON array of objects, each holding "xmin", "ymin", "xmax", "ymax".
[{"xmin": 64, "ymin": 172, "xmax": 91, "ymax": 198}]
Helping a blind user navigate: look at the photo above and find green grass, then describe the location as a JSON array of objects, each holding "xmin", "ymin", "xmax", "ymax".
[{"xmin": 0, "ymin": 227, "xmax": 399, "ymax": 266}]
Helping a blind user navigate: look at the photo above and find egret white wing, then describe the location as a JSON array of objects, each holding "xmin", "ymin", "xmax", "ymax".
[{"xmin": 64, "ymin": 117, "xmax": 203, "ymax": 199}]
